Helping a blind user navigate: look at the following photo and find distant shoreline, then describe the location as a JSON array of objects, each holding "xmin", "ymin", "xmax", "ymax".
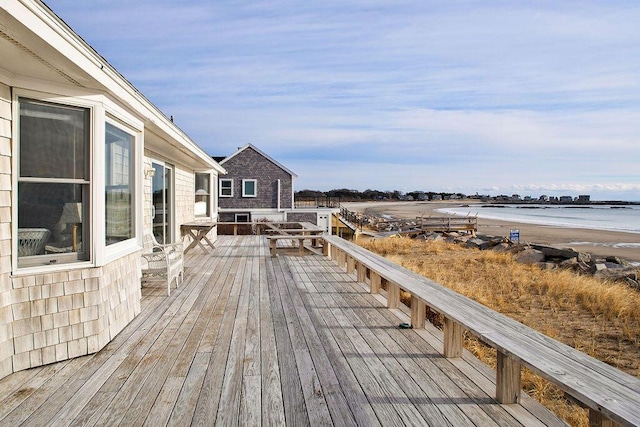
[{"xmin": 343, "ymin": 201, "xmax": 640, "ymax": 263}]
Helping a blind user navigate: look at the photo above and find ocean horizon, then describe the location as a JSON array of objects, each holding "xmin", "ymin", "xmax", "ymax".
[{"xmin": 435, "ymin": 203, "xmax": 640, "ymax": 234}]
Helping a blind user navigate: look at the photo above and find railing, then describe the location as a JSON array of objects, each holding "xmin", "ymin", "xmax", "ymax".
[
  {"xmin": 339, "ymin": 207, "xmax": 368, "ymax": 230},
  {"xmin": 294, "ymin": 197, "xmax": 341, "ymax": 208},
  {"xmin": 417, "ymin": 216, "xmax": 478, "ymax": 233},
  {"xmin": 216, "ymin": 221, "xmax": 317, "ymax": 236},
  {"xmin": 321, "ymin": 235, "xmax": 640, "ymax": 427}
]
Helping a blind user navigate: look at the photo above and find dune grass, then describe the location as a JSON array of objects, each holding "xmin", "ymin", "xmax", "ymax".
[{"xmin": 357, "ymin": 236, "xmax": 640, "ymax": 426}]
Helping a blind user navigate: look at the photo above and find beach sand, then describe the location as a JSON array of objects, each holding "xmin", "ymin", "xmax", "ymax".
[{"xmin": 343, "ymin": 201, "xmax": 640, "ymax": 263}]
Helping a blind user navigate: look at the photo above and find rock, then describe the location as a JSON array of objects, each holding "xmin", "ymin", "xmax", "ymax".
[
  {"xmin": 508, "ymin": 244, "xmax": 529, "ymax": 254},
  {"xmin": 532, "ymin": 245, "xmax": 578, "ymax": 260},
  {"xmin": 559, "ymin": 257, "xmax": 578, "ymax": 269},
  {"xmin": 577, "ymin": 252, "xmax": 592, "ymax": 264},
  {"xmin": 577, "ymin": 261, "xmax": 595, "ymax": 274},
  {"xmin": 492, "ymin": 243, "xmax": 512, "ymax": 253},
  {"xmin": 593, "ymin": 267, "xmax": 639, "ymax": 283},
  {"xmin": 513, "ymin": 248, "xmax": 545, "ymax": 265},
  {"xmin": 426, "ymin": 233, "xmax": 444, "ymax": 242},
  {"xmin": 537, "ymin": 262, "xmax": 557, "ymax": 270},
  {"xmin": 465, "ymin": 238, "xmax": 486, "ymax": 249},
  {"xmin": 477, "ymin": 237, "xmax": 505, "ymax": 250},
  {"xmin": 605, "ymin": 256, "xmax": 631, "ymax": 267},
  {"xmin": 624, "ymin": 277, "xmax": 639, "ymax": 290}
]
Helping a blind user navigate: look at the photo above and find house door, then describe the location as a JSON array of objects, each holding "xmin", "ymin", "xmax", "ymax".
[
  {"xmin": 318, "ymin": 214, "xmax": 330, "ymax": 234},
  {"xmin": 151, "ymin": 161, "xmax": 174, "ymax": 244}
]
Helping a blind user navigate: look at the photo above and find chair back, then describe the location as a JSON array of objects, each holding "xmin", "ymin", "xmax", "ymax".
[{"xmin": 18, "ymin": 228, "xmax": 51, "ymax": 256}]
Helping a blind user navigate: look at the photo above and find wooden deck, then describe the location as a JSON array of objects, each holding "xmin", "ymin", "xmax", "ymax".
[{"xmin": 0, "ymin": 236, "xmax": 563, "ymax": 426}]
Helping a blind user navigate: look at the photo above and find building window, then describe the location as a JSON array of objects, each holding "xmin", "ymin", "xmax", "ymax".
[
  {"xmin": 235, "ymin": 213, "xmax": 250, "ymax": 222},
  {"xmin": 220, "ymin": 179, "xmax": 233, "ymax": 197},
  {"xmin": 105, "ymin": 122, "xmax": 135, "ymax": 245},
  {"xmin": 195, "ymin": 173, "xmax": 210, "ymax": 217},
  {"xmin": 242, "ymin": 179, "xmax": 257, "ymax": 197},
  {"xmin": 17, "ymin": 99, "xmax": 90, "ymax": 267}
]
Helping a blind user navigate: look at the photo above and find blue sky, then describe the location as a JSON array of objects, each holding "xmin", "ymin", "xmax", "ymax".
[{"xmin": 45, "ymin": 0, "xmax": 640, "ymax": 200}]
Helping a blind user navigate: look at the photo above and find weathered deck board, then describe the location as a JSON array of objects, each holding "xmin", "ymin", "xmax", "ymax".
[{"xmin": 0, "ymin": 235, "xmax": 564, "ymax": 426}]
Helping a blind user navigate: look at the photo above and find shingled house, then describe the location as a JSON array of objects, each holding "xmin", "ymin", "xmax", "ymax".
[{"xmin": 217, "ymin": 144, "xmax": 337, "ymax": 232}]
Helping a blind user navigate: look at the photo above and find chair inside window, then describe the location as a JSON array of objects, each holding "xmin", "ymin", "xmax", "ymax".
[{"xmin": 18, "ymin": 228, "xmax": 51, "ymax": 256}]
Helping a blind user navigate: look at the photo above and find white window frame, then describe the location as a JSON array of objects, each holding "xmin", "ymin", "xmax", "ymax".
[
  {"xmin": 235, "ymin": 213, "xmax": 250, "ymax": 222},
  {"xmin": 12, "ymin": 93, "xmax": 95, "ymax": 272},
  {"xmin": 242, "ymin": 179, "xmax": 257, "ymax": 198},
  {"xmin": 220, "ymin": 178, "xmax": 233, "ymax": 197},
  {"xmin": 11, "ymin": 88, "xmax": 144, "ymax": 273},
  {"xmin": 103, "ymin": 115, "xmax": 142, "ymax": 259},
  {"xmin": 194, "ymin": 172, "xmax": 211, "ymax": 218}
]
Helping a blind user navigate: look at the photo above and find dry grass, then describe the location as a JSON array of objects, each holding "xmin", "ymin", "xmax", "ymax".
[{"xmin": 358, "ymin": 236, "xmax": 640, "ymax": 426}]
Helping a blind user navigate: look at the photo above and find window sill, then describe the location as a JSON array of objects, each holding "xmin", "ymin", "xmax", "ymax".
[{"xmin": 12, "ymin": 259, "xmax": 95, "ymax": 278}]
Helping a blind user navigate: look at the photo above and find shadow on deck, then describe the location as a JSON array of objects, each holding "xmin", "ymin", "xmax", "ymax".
[{"xmin": 0, "ymin": 236, "xmax": 563, "ymax": 426}]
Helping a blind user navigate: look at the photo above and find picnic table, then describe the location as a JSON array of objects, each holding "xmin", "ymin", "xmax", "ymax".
[{"xmin": 180, "ymin": 222, "xmax": 216, "ymax": 254}]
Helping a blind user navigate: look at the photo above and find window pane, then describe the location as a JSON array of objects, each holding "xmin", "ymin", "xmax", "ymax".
[
  {"xmin": 195, "ymin": 173, "xmax": 210, "ymax": 217},
  {"xmin": 106, "ymin": 123, "xmax": 134, "ymax": 245},
  {"xmin": 244, "ymin": 180, "xmax": 255, "ymax": 196},
  {"xmin": 220, "ymin": 179, "xmax": 232, "ymax": 196},
  {"xmin": 19, "ymin": 99, "xmax": 89, "ymax": 180},
  {"xmin": 18, "ymin": 182, "xmax": 88, "ymax": 266}
]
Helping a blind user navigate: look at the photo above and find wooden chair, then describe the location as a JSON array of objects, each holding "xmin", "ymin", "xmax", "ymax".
[
  {"xmin": 17, "ymin": 228, "xmax": 51, "ymax": 256},
  {"xmin": 141, "ymin": 234, "xmax": 184, "ymax": 296}
]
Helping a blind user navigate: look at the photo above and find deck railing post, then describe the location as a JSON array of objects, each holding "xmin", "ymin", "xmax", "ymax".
[
  {"xmin": 496, "ymin": 351, "xmax": 521, "ymax": 404},
  {"xmin": 357, "ymin": 263, "xmax": 366, "ymax": 283},
  {"xmin": 443, "ymin": 317, "xmax": 462, "ymax": 358},
  {"xmin": 410, "ymin": 297, "xmax": 426, "ymax": 329},
  {"xmin": 346, "ymin": 256, "xmax": 355, "ymax": 274},
  {"xmin": 370, "ymin": 272, "xmax": 381, "ymax": 294},
  {"xmin": 588, "ymin": 409, "xmax": 617, "ymax": 427},
  {"xmin": 387, "ymin": 282, "xmax": 400, "ymax": 308}
]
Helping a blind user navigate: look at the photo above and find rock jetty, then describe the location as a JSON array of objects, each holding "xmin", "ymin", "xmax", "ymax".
[{"xmin": 414, "ymin": 231, "xmax": 640, "ymax": 290}]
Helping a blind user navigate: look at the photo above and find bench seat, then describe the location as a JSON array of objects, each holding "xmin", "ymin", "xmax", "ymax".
[{"xmin": 322, "ymin": 235, "xmax": 640, "ymax": 427}]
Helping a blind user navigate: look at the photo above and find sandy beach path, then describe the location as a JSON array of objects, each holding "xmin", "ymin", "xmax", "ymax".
[{"xmin": 343, "ymin": 201, "xmax": 640, "ymax": 263}]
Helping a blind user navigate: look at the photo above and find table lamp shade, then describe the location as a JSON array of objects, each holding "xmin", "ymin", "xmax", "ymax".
[
  {"xmin": 61, "ymin": 202, "xmax": 82, "ymax": 251},
  {"xmin": 61, "ymin": 202, "xmax": 82, "ymax": 224}
]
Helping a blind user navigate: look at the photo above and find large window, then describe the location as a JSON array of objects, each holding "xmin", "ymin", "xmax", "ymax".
[
  {"xmin": 105, "ymin": 122, "xmax": 135, "ymax": 245},
  {"xmin": 242, "ymin": 179, "xmax": 257, "ymax": 197},
  {"xmin": 220, "ymin": 179, "xmax": 233, "ymax": 197},
  {"xmin": 17, "ymin": 99, "xmax": 90, "ymax": 267},
  {"xmin": 195, "ymin": 173, "xmax": 210, "ymax": 217}
]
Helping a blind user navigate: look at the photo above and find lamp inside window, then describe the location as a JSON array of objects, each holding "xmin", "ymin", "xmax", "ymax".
[{"xmin": 194, "ymin": 173, "xmax": 210, "ymax": 217}]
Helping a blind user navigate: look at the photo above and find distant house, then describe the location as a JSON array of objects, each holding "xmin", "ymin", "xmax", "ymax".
[
  {"xmin": 0, "ymin": 0, "xmax": 225, "ymax": 379},
  {"xmin": 559, "ymin": 196, "xmax": 574, "ymax": 203},
  {"xmin": 217, "ymin": 144, "xmax": 336, "ymax": 232}
]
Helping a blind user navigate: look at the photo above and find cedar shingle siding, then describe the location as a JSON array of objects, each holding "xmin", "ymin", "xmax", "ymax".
[{"xmin": 219, "ymin": 146, "xmax": 293, "ymax": 210}]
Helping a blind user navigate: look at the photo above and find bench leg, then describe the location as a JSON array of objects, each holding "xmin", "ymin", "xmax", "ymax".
[{"xmin": 270, "ymin": 239, "xmax": 277, "ymax": 257}]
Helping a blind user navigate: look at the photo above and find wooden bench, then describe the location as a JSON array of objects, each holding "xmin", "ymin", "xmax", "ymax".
[
  {"xmin": 266, "ymin": 234, "xmax": 323, "ymax": 257},
  {"xmin": 321, "ymin": 235, "xmax": 640, "ymax": 427}
]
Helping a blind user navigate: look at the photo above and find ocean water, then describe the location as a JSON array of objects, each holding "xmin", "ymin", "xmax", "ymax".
[{"xmin": 435, "ymin": 204, "xmax": 640, "ymax": 234}]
